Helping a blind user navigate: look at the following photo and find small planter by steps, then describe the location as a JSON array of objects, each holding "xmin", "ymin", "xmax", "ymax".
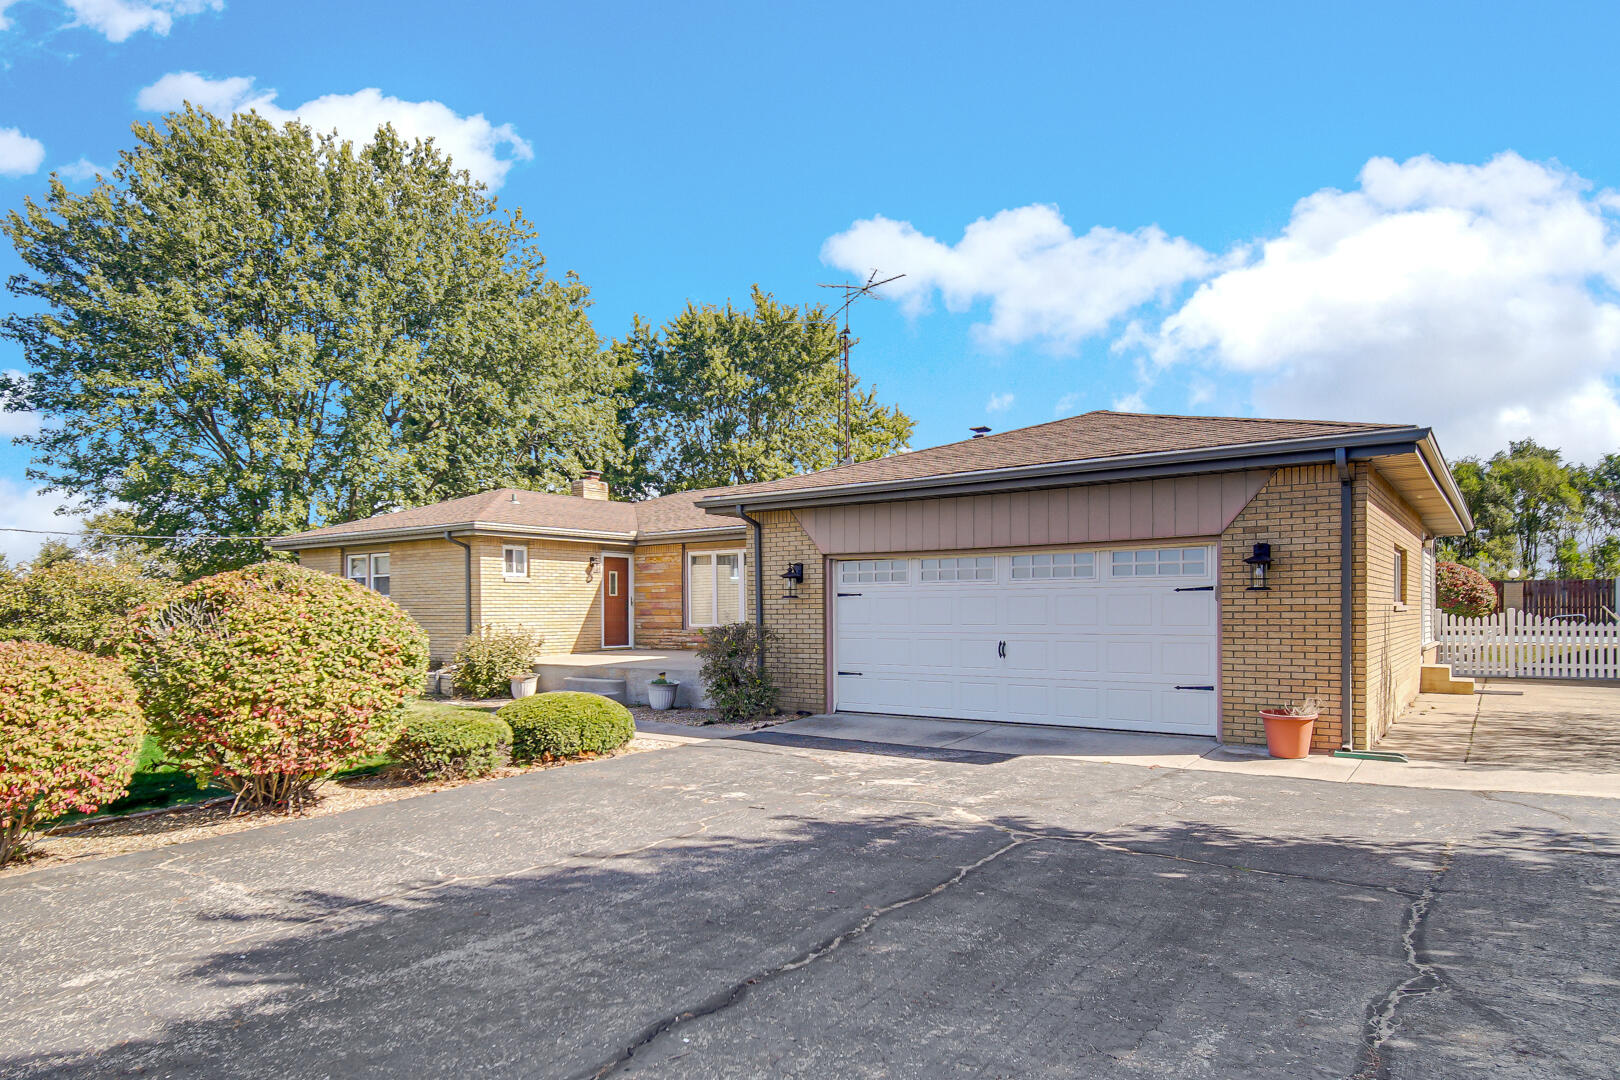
[
  {"xmin": 1259, "ymin": 699, "xmax": 1319, "ymax": 759},
  {"xmin": 648, "ymin": 672, "xmax": 679, "ymax": 711},
  {"xmin": 509, "ymin": 674, "xmax": 538, "ymax": 699}
]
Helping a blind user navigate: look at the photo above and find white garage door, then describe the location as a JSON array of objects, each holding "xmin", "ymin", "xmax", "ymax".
[{"xmin": 832, "ymin": 545, "xmax": 1218, "ymax": 735}]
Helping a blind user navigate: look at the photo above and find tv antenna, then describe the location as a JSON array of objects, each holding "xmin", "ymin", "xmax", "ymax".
[{"xmin": 818, "ymin": 269, "xmax": 904, "ymax": 466}]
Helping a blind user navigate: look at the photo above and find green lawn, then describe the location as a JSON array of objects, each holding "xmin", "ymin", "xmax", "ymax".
[{"xmin": 50, "ymin": 698, "xmax": 496, "ymax": 827}]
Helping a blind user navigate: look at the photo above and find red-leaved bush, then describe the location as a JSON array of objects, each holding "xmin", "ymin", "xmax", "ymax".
[
  {"xmin": 0, "ymin": 640, "xmax": 144, "ymax": 865},
  {"xmin": 124, "ymin": 562, "xmax": 429, "ymax": 810},
  {"xmin": 1437, "ymin": 561, "xmax": 1498, "ymax": 617}
]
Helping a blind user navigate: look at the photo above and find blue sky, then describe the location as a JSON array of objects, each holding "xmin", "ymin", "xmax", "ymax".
[{"xmin": 3, "ymin": 1, "xmax": 1620, "ymax": 557}]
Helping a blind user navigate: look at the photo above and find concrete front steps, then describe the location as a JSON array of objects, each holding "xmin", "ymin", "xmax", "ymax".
[
  {"xmin": 560, "ymin": 676, "xmax": 629, "ymax": 703},
  {"xmin": 1420, "ymin": 662, "xmax": 1475, "ymax": 695},
  {"xmin": 535, "ymin": 650, "xmax": 711, "ymax": 708}
]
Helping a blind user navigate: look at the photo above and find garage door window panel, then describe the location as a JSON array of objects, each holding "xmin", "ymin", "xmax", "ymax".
[
  {"xmin": 920, "ymin": 557, "xmax": 994, "ymax": 582},
  {"xmin": 1012, "ymin": 552, "xmax": 1094, "ymax": 581},
  {"xmin": 840, "ymin": 559, "xmax": 908, "ymax": 585},
  {"xmin": 1108, "ymin": 546, "xmax": 1208, "ymax": 578}
]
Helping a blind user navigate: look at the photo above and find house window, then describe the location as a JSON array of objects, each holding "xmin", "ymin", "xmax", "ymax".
[
  {"xmin": 1109, "ymin": 546, "xmax": 1208, "ymax": 578},
  {"xmin": 1394, "ymin": 546, "xmax": 1408, "ymax": 604},
  {"xmin": 920, "ymin": 557, "xmax": 995, "ymax": 582},
  {"xmin": 1011, "ymin": 552, "xmax": 1095, "ymax": 580},
  {"xmin": 1422, "ymin": 542, "xmax": 1436, "ymax": 643},
  {"xmin": 503, "ymin": 544, "xmax": 528, "ymax": 580},
  {"xmin": 369, "ymin": 554, "xmax": 390, "ymax": 598},
  {"xmin": 688, "ymin": 551, "xmax": 746, "ymax": 627},
  {"xmin": 346, "ymin": 554, "xmax": 390, "ymax": 596},
  {"xmin": 838, "ymin": 559, "xmax": 908, "ymax": 584}
]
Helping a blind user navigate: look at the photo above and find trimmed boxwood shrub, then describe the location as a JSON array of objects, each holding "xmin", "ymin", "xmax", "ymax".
[
  {"xmin": 1437, "ymin": 561, "xmax": 1498, "ymax": 617},
  {"xmin": 124, "ymin": 562, "xmax": 430, "ymax": 810},
  {"xmin": 497, "ymin": 691, "xmax": 634, "ymax": 762},
  {"xmin": 393, "ymin": 711, "xmax": 513, "ymax": 780},
  {"xmin": 0, "ymin": 640, "xmax": 145, "ymax": 865}
]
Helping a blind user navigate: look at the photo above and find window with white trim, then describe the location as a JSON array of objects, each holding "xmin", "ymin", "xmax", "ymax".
[
  {"xmin": 1109, "ymin": 546, "xmax": 1209, "ymax": 578},
  {"xmin": 839, "ymin": 559, "xmax": 908, "ymax": 584},
  {"xmin": 688, "ymin": 551, "xmax": 746, "ymax": 627},
  {"xmin": 346, "ymin": 554, "xmax": 369, "ymax": 588},
  {"xmin": 1422, "ymin": 542, "xmax": 1436, "ymax": 643},
  {"xmin": 369, "ymin": 554, "xmax": 391, "ymax": 597},
  {"xmin": 920, "ymin": 556, "xmax": 995, "ymax": 582},
  {"xmin": 1011, "ymin": 552, "xmax": 1095, "ymax": 580},
  {"xmin": 503, "ymin": 544, "xmax": 528, "ymax": 580}
]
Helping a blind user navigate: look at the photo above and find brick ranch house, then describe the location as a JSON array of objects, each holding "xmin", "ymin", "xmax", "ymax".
[{"xmin": 272, "ymin": 411, "xmax": 1472, "ymax": 752}]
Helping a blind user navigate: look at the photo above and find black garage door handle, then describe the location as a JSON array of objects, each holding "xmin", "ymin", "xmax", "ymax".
[
  {"xmin": 837, "ymin": 670, "xmax": 863, "ymax": 676},
  {"xmin": 1174, "ymin": 685, "xmax": 1215, "ymax": 691},
  {"xmin": 1174, "ymin": 585, "xmax": 1214, "ymax": 592}
]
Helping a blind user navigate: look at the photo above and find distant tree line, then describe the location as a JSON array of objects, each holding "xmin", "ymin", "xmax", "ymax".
[
  {"xmin": 1442, "ymin": 439, "xmax": 1620, "ymax": 580},
  {"xmin": 1, "ymin": 107, "xmax": 912, "ymax": 577}
]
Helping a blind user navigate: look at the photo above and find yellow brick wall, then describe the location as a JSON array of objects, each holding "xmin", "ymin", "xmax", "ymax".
[
  {"xmin": 474, "ymin": 536, "xmax": 611, "ymax": 656},
  {"xmin": 633, "ymin": 538, "xmax": 747, "ymax": 650},
  {"xmin": 297, "ymin": 538, "xmax": 472, "ymax": 664},
  {"xmin": 1219, "ymin": 466, "xmax": 1346, "ymax": 749},
  {"xmin": 749, "ymin": 511, "xmax": 827, "ymax": 714},
  {"xmin": 1357, "ymin": 467, "xmax": 1427, "ymax": 743}
]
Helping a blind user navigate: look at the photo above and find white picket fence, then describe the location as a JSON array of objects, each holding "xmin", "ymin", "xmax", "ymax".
[{"xmin": 1438, "ymin": 609, "xmax": 1620, "ymax": 679}]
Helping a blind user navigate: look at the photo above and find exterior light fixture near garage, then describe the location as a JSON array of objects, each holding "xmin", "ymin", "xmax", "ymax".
[
  {"xmin": 780, "ymin": 561, "xmax": 804, "ymax": 598},
  {"xmin": 1244, "ymin": 543, "xmax": 1272, "ymax": 590}
]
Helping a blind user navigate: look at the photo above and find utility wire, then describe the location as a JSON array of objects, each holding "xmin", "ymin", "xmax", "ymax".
[{"xmin": 0, "ymin": 526, "xmax": 281, "ymax": 541}]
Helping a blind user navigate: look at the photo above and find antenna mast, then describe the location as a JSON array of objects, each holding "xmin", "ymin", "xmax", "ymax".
[{"xmin": 818, "ymin": 269, "xmax": 904, "ymax": 465}]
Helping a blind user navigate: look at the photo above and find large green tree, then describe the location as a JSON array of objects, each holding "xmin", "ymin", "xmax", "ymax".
[
  {"xmin": 609, "ymin": 286, "xmax": 914, "ymax": 496},
  {"xmin": 2, "ymin": 108, "xmax": 623, "ymax": 572},
  {"xmin": 1441, "ymin": 439, "xmax": 1584, "ymax": 576}
]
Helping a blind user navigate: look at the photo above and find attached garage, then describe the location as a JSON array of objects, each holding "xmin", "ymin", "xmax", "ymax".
[{"xmin": 831, "ymin": 545, "xmax": 1218, "ymax": 735}]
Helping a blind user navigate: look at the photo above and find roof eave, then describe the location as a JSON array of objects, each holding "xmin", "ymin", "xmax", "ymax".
[
  {"xmin": 700, "ymin": 428, "xmax": 1432, "ymax": 512},
  {"xmin": 270, "ymin": 519, "xmax": 640, "ymax": 550}
]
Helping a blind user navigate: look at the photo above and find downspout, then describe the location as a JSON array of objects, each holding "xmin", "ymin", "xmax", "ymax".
[
  {"xmin": 1337, "ymin": 448, "xmax": 1354, "ymax": 751},
  {"xmin": 444, "ymin": 531, "xmax": 473, "ymax": 635},
  {"xmin": 734, "ymin": 505, "xmax": 767, "ymax": 675}
]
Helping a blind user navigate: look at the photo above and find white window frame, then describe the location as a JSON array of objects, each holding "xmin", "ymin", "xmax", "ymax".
[
  {"xmin": 369, "ymin": 553, "xmax": 391, "ymax": 598},
  {"xmin": 1422, "ymin": 541, "xmax": 1436, "ymax": 644},
  {"xmin": 502, "ymin": 544, "xmax": 529, "ymax": 581},
  {"xmin": 346, "ymin": 554, "xmax": 369, "ymax": 588},
  {"xmin": 687, "ymin": 549, "xmax": 747, "ymax": 628},
  {"xmin": 1108, "ymin": 545, "xmax": 1211, "ymax": 579},
  {"xmin": 838, "ymin": 559, "xmax": 909, "ymax": 585},
  {"xmin": 1010, "ymin": 551, "xmax": 1096, "ymax": 581},
  {"xmin": 919, "ymin": 556, "xmax": 995, "ymax": 583},
  {"xmin": 1393, "ymin": 545, "xmax": 1408, "ymax": 606}
]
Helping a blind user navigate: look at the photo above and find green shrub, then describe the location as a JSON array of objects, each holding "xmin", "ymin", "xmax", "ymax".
[
  {"xmin": 0, "ymin": 555, "xmax": 174, "ymax": 656},
  {"xmin": 124, "ymin": 562, "xmax": 429, "ymax": 810},
  {"xmin": 453, "ymin": 624, "xmax": 544, "ymax": 698},
  {"xmin": 696, "ymin": 622, "xmax": 780, "ymax": 724},
  {"xmin": 497, "ymin": 692, "xmax": 634, "ymax": 762},
  {"xmin": 0, "ymin": 640, "xmax": 145, "ymax": 865},
  {"xmin": 1437, "ymin": 561, "xmax": 1498, "ymax": 617},
  {"xmin": 393, "ymin": 708, "xmax": 513, "ymax": 780}
]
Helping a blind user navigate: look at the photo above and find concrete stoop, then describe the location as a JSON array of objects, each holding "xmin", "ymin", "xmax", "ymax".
[
  {"xmin": 533, "ymin": 650, "xmax": 712, "ymax": 708},
  {"xmin": 1420, "ymin": 662, "xmax": 1475, "ymax": 695},
  {"xmin": 560, "ymin": 677, "xmax": 629, "ymax": 703}
]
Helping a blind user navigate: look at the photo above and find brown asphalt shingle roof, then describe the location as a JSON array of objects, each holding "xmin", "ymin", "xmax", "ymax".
[
  {"xmin": 708, "ymin": 410, "xmax": 1414, "ymax": 500},
  {"xmin": 275, "ymin": 486, "xmax": 741, "ymax": 546}
]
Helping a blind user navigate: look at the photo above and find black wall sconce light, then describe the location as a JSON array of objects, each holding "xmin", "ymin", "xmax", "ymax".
[
  {"xmin": 587, "ymin": 555, "xmax": 600, "ymax": 581},
  {"xmin": 780, "ymin": 561, "xmax": 805, "ymax": 598},
  {"xmin": 1244, "ymin": 543, "xmax": 1272, "ymax": 590}
]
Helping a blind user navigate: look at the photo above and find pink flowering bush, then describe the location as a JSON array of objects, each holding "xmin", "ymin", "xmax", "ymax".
[
  {"xmin": 124, "ymin": 562, "xmax": 429, "ymax": 810},
  {"xmin": 0, "ymin": 640, "xmax": 144, "ymax": 865},
  {"xmin": 1437, "ymin": 561, "xmax": 1498, "ymax": 618}
]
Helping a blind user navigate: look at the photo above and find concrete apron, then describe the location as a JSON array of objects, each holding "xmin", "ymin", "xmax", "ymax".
[{"xmin": 765, "ymin": 708, "xmax": 1620, "ymax": 800}]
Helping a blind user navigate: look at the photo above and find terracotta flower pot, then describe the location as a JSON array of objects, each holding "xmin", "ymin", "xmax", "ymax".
[{"xmin": 1259, "ymin": 710, "xmax": 1318, "ymax": 759}]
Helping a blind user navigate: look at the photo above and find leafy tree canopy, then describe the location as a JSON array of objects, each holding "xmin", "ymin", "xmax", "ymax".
[
  {"xmin": 608, "ymin": 286, "xmax": 914, "ymax": 497},
  {"xmin": 3, "ymin": 108, "xmax": 623, "ymax": 575}
]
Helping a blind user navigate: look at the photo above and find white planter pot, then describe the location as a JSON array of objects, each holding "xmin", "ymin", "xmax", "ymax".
[
  {"xmin": 648, "ymin": 681, "xmax": 679, "ymax": 711},
  {"xmin": 510, "ymin": 675, "xmax": 538, "ymax": 699}
]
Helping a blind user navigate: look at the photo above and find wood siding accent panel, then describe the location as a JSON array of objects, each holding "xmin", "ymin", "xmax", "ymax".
[{"xmin": 793, "ymin": 471, "xmax": 1271, "ymax": 555}]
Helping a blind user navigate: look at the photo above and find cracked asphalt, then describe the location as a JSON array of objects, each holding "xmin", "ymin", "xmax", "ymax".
[{"xmin": 2, "ymin": 730, "xmax": 1616, "ymax": 1079}]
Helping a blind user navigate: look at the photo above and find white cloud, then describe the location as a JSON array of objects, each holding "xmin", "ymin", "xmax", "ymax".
[
  {"xmin": 0, "ymin": 1, "xmax": 20, "ymax": 31},
  {"xmin": 0, "ymin": 480, "xmax": 88, "ymax": 564},
  {"xmin": 136, "ymin": 72, "xmax": 534, "ymax": 188},
  {"xmin": 1113, "ymin": 391, "xmax": 1147, "ymax": 413},
  {"xmin": 63, "ymin": 0, "xmax": 220, "ymax": 42},
  {"xmin": 1053, "ymin": 392, "xmax": 1083, "ymax": 417},
  {"xmin": 985, "ymin": 391, "xmax": 1015, "ymax": 414},
  {"xmin": 1154, "ymin": 153, "xmax": 1620, "ymax": 462},
  {"xmin": 822, "ymin": 205, "xmax": 1213, "ymax": 350},
  {"xmin": 0, "ymin": 369, "xmax": 42, "ymax": 436},
  {"xmin": 136, "ymin": 70, "xmax": 257, "ymax": 113},
  {"xmin": 55, "ymin": 156, "xmax": 110, "ymax": 181},
  {"xmin": 0, "ymin": 127, "xmax": 45, "ymax": 177}
]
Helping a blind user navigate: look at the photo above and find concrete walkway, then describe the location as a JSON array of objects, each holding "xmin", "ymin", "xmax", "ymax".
[{"xmin": 766, "ymin": 684, "xmax": 1620, "ymax": 799}]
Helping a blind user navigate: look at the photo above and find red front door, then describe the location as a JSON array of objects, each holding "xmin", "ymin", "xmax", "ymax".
[{"xmin": 603, "ymin": 556, "xmax": 630, "ymax": 646}]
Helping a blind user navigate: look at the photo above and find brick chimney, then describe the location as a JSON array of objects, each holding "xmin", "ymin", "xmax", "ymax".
[{"xmin": 571, "ymin": 469, "xmax": 610, "ymax": 500}]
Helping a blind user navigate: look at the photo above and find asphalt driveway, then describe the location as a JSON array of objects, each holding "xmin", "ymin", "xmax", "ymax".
[{"xmin": 2, "ymin": 730, "xmax": 1616, "ymax": 1079}]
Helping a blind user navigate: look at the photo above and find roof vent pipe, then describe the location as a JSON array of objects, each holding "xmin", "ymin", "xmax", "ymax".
[{"xmin": 970, "ymin": 426, "xmax": 991, "ymax": 438}]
